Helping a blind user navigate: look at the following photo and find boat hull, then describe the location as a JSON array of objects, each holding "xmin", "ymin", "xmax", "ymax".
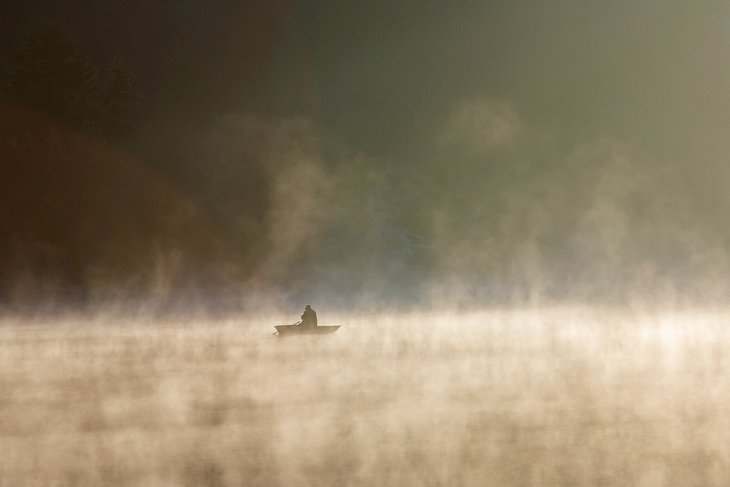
[{"xmin": 274, "ymin": 325, "xmax": 340, "ymax": 336}]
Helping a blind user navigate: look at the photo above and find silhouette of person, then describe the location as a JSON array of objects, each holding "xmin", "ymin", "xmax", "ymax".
[{"xmin": 301, "ymin": 305, "xmax": 317, "ymax": 327}]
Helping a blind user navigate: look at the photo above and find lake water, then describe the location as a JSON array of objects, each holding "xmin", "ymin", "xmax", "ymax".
[{"xmin": 1, "ymin": 307, "xmax": 729, "ymax": 486}]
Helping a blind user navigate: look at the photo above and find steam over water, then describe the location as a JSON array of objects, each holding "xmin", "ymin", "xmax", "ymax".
[{"xmin": 2, "ymin": 307, "xmax": 729, "ymax": 486}]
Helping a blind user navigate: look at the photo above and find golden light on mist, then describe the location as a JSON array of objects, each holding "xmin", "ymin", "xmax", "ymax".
[{"xmin": 2, "ymin": 306, "xmax": 730, "ymax": 485}]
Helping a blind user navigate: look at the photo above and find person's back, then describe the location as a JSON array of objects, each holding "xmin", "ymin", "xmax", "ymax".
[{"xmin": 301, "ymin": 305, "xmax": 317, "ymax": 327}]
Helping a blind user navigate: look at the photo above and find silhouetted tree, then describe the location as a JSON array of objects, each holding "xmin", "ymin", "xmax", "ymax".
[
  {"xmin": 1, "ymin": 24, "xmax": 142, "ymax": 140},
  {"xmin": 95, "ymin": 51, "xmax": 142, "ymax": 139},
  {"xmin": 2, "ymin": 23, "xmax": 96, "ymax": 127}
]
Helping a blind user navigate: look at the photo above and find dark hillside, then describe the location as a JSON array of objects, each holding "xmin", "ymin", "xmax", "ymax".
[{"xmin": 0, "ymin": 101, "xmax": 246, "ymax": 308}]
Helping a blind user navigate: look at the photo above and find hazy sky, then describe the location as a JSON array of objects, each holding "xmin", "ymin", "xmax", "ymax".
[
  {"xmin": 4, "ymin": 1, "xmax": 728, "ymax": 156},
  {"xmin": 307, "ymin": 1, "xmax": 730, "ymax": 160},
  {"xmin": 3, "ymin": 1, "xmax": 728, "ymax": 160},
  {"xmin": 3, "ymin": 1, "xmax": 730, "ymax": 306}
]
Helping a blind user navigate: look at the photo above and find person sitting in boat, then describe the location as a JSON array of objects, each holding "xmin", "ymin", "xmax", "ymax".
[{"xmin": 300, "ymin": 305, "xmax": 317, "ymax": 328}]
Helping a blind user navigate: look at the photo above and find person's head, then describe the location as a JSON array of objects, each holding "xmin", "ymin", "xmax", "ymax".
[{"xmin": 305, "ymin": 305, "xmax": 311, "ymax": 310}]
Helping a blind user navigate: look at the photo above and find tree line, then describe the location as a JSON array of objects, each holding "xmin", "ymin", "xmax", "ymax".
[{"xmin": 1, "ymin": 22, "xmax": 142, "ymax": 141}]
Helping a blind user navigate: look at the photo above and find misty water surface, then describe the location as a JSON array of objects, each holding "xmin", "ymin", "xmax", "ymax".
[{"xmin": 1, "ymin": 307, "xmax": 729, "ymax": 486}]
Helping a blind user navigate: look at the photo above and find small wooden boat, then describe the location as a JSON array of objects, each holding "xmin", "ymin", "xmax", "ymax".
[{"xmin": 274, "ymin": 324, "xmax": 340, "ymax": 336}]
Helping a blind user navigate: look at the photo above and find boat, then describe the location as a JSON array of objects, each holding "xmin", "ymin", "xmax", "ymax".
[{"xmin": 274, "ymin": 324, "xmax": 341, "ymax": 336}]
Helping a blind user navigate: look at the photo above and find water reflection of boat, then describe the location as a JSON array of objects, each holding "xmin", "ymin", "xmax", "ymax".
[{"xmin": 274, "ymin": 325, "xmax": 340, "ymax": 336}]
